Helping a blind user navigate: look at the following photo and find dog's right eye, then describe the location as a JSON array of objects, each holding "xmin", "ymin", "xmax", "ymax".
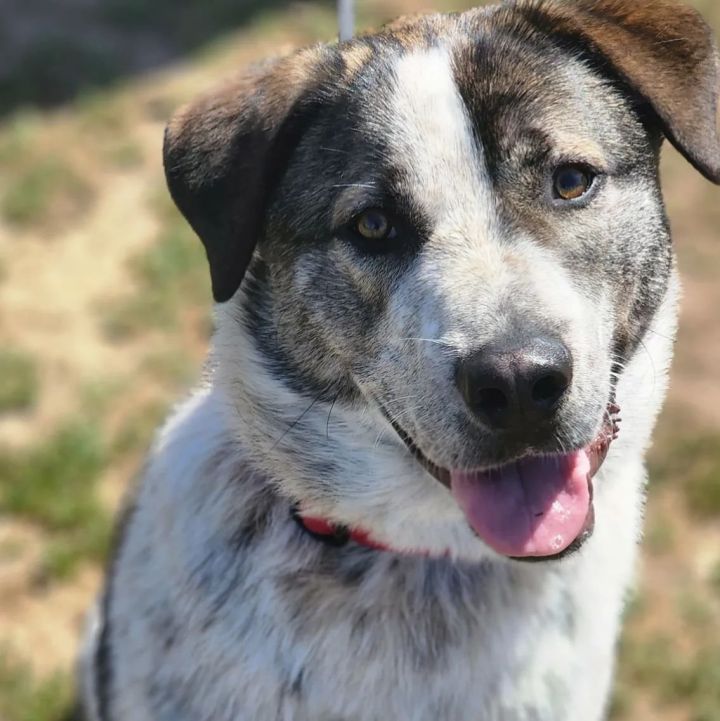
[
  {"xmin": 552, "ymin": 165, "xmax": 595, "ymax": 201},
  {"xmin": 353, "ymin": 209, "xmax": 397, "ymax": 242}
]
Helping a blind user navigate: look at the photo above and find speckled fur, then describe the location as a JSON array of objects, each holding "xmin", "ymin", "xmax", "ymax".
[{"xmin": 82, "ymin": 1, "xmax": 720, "ymax": 719}]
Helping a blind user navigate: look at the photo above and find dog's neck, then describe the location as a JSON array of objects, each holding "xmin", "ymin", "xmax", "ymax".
[{"xmin": 293, "ymin": 506, "xmax": 429, "ymax": 555}]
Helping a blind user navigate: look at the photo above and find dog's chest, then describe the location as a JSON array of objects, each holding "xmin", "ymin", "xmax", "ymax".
[
  {"xmin": 110, "ymin": 507, "xmax": 629, "ymax": 721},
  {"xmin": 218, "ymin": 561, "xmax": 611, "ymax": 720}
]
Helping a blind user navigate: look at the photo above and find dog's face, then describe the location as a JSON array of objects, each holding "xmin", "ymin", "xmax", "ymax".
[{"xmin": 165, "ymin": 0, "xmax": 720, "ymax": 561}]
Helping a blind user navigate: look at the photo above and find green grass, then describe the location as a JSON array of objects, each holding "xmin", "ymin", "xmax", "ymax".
[
  {"xmin": 0, "ymin": 422, "xmax": 111, "ymax": 580},
  {"xmin": 75, "ymin": 91, "xmax": 145, "ymax": 170},
  {"xmin": 111, "ymin": 400, "xmax": 169, "ymax": 459},
  {"xmin": 677, "ymin": 591, "xmax": 714, "ymax": 630},
  {"xmin": 101, "ymin": 193, "xmax": 210, "ymax": 340},
  {"xmin": 613, "ymin": 586, "xmax": 720, "ymax": 720},
  {"xmin": 0, "ymin": 423, "xmax": 105, "ymax": 529},
  {"xmin": 76, "ymin": 90, "xmax": 129, "ymax": 134},
  {"xmin": 133, "ymin": 217, "xmax": 203, "ymax": 288},
  {"xmin": 643, "ymin": 514, "xmax": 676, "ymax": 555},
  {"xmin": 140, "ymin": 351, "xmax": 196, "ymax": 387},
  {"xmin": 102, "ymin": 138, "xmax": 144, "ymax": 169},
  {"xmin": 1, "ymin": 157, "xmax": 93, "ymax": 228},
  {"xmin": 615, "ymin": 627, "xmax": 720, "ymax": 721},
  {"xmin": 650, "ymin": 434, "xmax": 720, "ymax": 519},
  {"xmin": 79, "ymin": 378, "xmax": 130, "ymax": 422},
  {"xmin": 0, "ymin": 113, "xmax": 40, "ymax": 167},
  {"xmin": 39, "ymin": 512, "xmax": 112, "ymax": 582},
  {"xmin": 667, "ymin": 647, "xmax": 720, "ymax": 721},
  {"xmin": 0, "ymin": 649, "xmax": 75, "ymax": 721},
  {"xmin": 0, "ymin": 349, "xmax": 38, "ymax": 413},
  {"xmin": 710, "ymin": 562, "xmax": 720, "ymax": 596}
]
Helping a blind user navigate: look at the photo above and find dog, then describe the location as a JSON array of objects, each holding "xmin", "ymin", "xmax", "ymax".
[{"xmin": 81, "ymin": 0, "xmax": 720, "ymax": 719}]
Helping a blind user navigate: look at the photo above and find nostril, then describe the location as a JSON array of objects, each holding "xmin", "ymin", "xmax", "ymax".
[
  {"xmin": 477, "ymin": 387, "xmax": 509, "ymax": 417},
  {"xmin": 531, "ymin": 371, "xmax": 569, "ymax": 409}
]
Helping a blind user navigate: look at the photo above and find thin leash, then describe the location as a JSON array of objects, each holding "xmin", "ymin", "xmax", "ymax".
[{"xmin": 337, "ymin": 0, "xmax": 355, "ymax": 42}]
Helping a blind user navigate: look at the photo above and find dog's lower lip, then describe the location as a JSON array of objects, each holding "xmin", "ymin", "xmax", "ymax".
[{"xmin": 383, "ymin": 403, "xmax": 621, "ymax": 559}]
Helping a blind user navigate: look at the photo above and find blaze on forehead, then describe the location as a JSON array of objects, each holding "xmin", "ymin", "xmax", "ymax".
[{"xmin": 283, "ymin": 26, "xmax": 639, "ymax": 230}]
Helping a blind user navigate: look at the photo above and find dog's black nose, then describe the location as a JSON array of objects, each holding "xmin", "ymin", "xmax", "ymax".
[{"xmin": 456, "ymin": 337, "xmax": 573, "ymax": 432}]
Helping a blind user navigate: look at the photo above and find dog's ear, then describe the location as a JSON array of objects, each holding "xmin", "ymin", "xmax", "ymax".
[
  {"xmin": 164, "ymin": 48, "xmax": 333, "ymax": 302},
  {"xmin": 517, "ymin": 0, "xmax": 720, "ymax": 184}
]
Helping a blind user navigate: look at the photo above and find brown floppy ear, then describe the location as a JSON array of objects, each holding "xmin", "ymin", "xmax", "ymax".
[
  {"xmin": 164, "ymin": 47, "xmax": 333, "ymax": 303},
  {"xmin": 518, "ymin": 0, "xmax": 720, "ymax": 183}
]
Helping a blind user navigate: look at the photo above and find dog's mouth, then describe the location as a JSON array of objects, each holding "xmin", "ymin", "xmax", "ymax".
[{"xmin": 384, "ymin": 404, "xmax": 621, "ymax": 561}]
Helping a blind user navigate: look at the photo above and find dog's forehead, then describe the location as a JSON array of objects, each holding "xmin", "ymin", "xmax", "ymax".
[
  {"xmin": 340, "ymin": 12, "xmax": 622, "ymax": 168},
  {"xmin": 325, "ymin": 14, "xmax": 623, "ymax": 225},
  {"xmin": 279, "ymin": 9, "xmax": 644, "ymax": 240}
]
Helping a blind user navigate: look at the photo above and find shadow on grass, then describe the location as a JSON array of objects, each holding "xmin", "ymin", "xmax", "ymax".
[{"xmin": 0, "ymin": 0, "xmax": 333, "ymax": 116}]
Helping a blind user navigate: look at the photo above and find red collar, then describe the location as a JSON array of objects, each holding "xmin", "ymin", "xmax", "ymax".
[{"xmin": 293, "ymin": 506, "xmax": 391, "ymax": 552}]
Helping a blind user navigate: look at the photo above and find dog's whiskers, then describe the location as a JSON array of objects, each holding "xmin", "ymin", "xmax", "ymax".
[
  {"xmin": 271, "ymin": 387, "xmax": 330, "ymax": 451},
  {"xmin": 395, "ymin": 336, "xmax": 456, "ymax": 348},
  {"xmin": 326, "ymin": 389, "xmax": 342, "ymax": 440}
]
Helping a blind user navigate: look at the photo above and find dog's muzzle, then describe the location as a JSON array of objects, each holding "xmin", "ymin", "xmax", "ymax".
[{"xmin": 385, "ymin": 402, "xmax": 621, "ymax": 561}]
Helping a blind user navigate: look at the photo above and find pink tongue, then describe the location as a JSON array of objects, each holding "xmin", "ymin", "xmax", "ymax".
[{"xmin": 450, "ymin": 451, "xmax": 591, "ymax": 558}]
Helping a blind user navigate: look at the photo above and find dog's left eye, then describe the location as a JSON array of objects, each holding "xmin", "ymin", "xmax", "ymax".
[
  {"xmin": 353, "ymin": 209, "xmax": 398, "ymax": 242},
  {"xmin": 553, "ymin": 165, "xmax": 595, "ymax": 201}
]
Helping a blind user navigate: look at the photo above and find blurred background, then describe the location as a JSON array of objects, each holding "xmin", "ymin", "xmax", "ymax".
[{"xmin": 0, "ymin": 0, "xmax": 718, "ymax": 719}]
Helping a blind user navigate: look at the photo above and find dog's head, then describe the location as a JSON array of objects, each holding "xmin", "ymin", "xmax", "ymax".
[{"xmin": 165, "ymin": 0, "xmax": 720, "ymax": 562}]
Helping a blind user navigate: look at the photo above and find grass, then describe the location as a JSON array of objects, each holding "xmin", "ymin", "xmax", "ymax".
[
  {"xmin": 650, "ymin": 434, "xmax": 720, "ymax": 519},
  {"xmin": 76, "ymin": 90, "xmax": 129, "ymax": 134},
  {"xmin": 111, "ymin": 399, "xmax": 169, "ymax": 459},
  {"xmin": 0, "ymin": 422, "xmax": 111, "ymax": 580},
  {"xmin": 0, "ymin": 112, "xmax": 40, "ymax": 166},
  {"xmin": 80, "ymin": 378, "xmax": 130, "ymax": 423},
  {"xmin": 613, "ymin": 578, "xmax": 720, "ymax": 721},
  {"xmin": 75, "ymin": 91, "xmax": 146, "ymax": 170},
  {"xmin": 0, "ymin": 349, "xmax": 38, "ymax": 413},
  {"xmin": 0, "ymin": 649, "xmax": 75, "ymax": 721},
  {"xmin": 643, "ymin": 514, "xmax": 676, "ymax": 556},
  {"xmin": 39, "ymin": 512, "xmax": 112, "ymax": 582},
  {"xmin": 0, "ymin": 423, "xmax": 105, "ymax": 529},
  {"xmin": 1, "ymin": 156, "xmax": 93, "ymax": 229},
  {"xmin": 614, "ymin": 632, "xmax": 720, "ymax": 721},
  {"xmin": 101, "ymin": 193, "xmax": 210, "ymax": 340},
  {"xmin": 678, "ymin": 591, "xmax": 714, "ymax": 629},
  {"xmin": 140, "ymin": 351, "xmax": 196, "ymax": 387},
  {"xmin": 101, "ymin": 138, "xmax": 145, "ymax": 169},
  {"xmin": 710, "ymin": 562, "xmax": 720, "ymax": 596},
  {"xmin": 0, "ymin": 111, "xmax": 96, "ymax": 229}
]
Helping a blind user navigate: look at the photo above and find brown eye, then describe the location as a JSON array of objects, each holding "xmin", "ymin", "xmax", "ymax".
[
  {"xmin": 553, "ymin": 165, "xmax": 594, "ymax": 201},
  {"xmin": 354, "ymin": 209, "xmax": 397, "ymax": 241}
]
